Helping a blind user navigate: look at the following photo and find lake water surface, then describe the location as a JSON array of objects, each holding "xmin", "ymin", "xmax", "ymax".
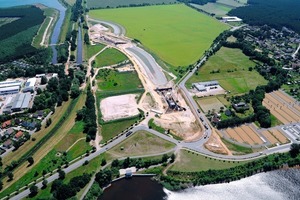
[{"xmin": 101, "ymin": 169, "xmax": 300, "ymax": 200}]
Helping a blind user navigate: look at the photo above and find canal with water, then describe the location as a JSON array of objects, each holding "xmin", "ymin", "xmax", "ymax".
[{"xmin": 0, "ymin": 0, "xmax": 66, "ymax": 64}]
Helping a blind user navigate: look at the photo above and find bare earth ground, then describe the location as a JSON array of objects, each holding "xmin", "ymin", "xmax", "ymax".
[
  {"xmin": 205, "ymin": 129, "xmax": 232, "ymax": 155},
  {"xmin": 154, "ymin": 92, "xmax": 202, "ymax": 142},
  {"xmin": 100, "ymin": 94, "xmax": 139, "ymax": 121}
]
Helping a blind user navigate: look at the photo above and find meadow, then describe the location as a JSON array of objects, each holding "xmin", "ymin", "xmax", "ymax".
[
  {"xmin": 89, "ymin": 4, "xmax": 228, "ymax": 67},
  {"xmin": 94, "ymin": 47, "xmax": 128, "ymax": 67},
  {"xmin": 87, "ymin": 0, "xmax": 177, "ymax": 9},
  {"xmin": 169, "ymin": 149, "xmax": 246, "ymax": 172},
  {"xmin": 187, "ymin": 47, "xmax": 268, "ymax": 94}
]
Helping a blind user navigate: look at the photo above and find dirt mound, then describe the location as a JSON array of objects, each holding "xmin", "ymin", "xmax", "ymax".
[{"xmin": 205, "ymin": 130, "xmax": 231, "ymax": 155}]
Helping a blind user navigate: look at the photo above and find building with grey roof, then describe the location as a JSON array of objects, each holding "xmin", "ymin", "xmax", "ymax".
[
  {"xmin": 192, "ymin": 81, "xmax": 219, "ymax": 92},
  {"xmin": 0, "ymin": 86, "xmax": 20, "ymax": 95},
  {"xmin": 11, "ymin": 93, "xmax": 32, "ymax": 112}
]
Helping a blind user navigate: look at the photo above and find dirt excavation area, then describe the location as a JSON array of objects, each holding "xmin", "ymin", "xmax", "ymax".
[
  {"xmin": 100, "ymin": 94, "xmax": 139, "ymax": 121},
  {"xmin": 205, "ymin": 130, "xmax": 231, "ymax": 155}
]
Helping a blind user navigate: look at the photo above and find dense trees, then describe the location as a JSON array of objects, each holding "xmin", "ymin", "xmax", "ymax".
[
  {"xmin": 230, "ymin": 0, "xmax": 300, "ymax": 34},
  {"xmin": 77, "ymin": 86, "xmax": 97, "ymax": 140},
  {"xmin": 51, "ymin": 173, "xmax": 91, "ymax": 200},
  {"xmin": 162, "ymin": 148, "xmax": 300, "ymax": 191}
]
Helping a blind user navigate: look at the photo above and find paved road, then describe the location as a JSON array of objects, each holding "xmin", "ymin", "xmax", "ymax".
[{"xmin": 126, "ymin": 46, "xmax": 168, "ymax": 86}]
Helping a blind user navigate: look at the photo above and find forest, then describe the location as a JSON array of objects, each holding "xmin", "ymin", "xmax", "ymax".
[
  {"xmin": 229, "ymin": 0, "xmax": 300, "ymax": 34},
  {"xmin": 0, "ymin": 6, "xmax": 45, "ymax": 63}
]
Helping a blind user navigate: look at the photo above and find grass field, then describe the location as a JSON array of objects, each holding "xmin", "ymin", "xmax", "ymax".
[
  {"xmin": 190, "ymin": 3, "xmax": 232, "ymax": 16},
  {"xmin": 221, "ymin": 138, "xmax": 253, "ymax": 154},
  {"xmin": 187, "ymin": 47, "xmax": 268, "ymax": 94},
  {"xmin": 96, "ymin": 69, "xmax": 143, "ymax": 92},
  {"xmin": 196, "ymin": 96, "xmax": 225, "ymax": 113},
  {"xmin": 28, "ymin": 153, "xmax": 109, "ymax": 199},
  {"xmin": 169, "ymin": 149, "xmax": 246, "ymax": 172},
  {"xmin": 100, "ymin": 116, "xmax": 139, "ymax": 143},
  {"xmin": 94, "ymin": 47, "xmax": 128, "ymax": 68},
  {"xmin": 107, "ymin": 131, "xmax": 175, "ymax": 158},
  {"xmin": 85, "ymin": 43, "xmax": 106, "ymax": 59},
  {"xmin": 32, "ymin": 7, "xmax": 58, "ymax": 48},
  {"xmin": 89, "ymin": 4, "xmax": 228, "ymax": 66},
  {"xmin": 87, "ymin": 0, "xmax": 177, "ymax": 8}
]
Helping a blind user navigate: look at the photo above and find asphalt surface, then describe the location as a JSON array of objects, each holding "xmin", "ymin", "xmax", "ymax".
[{"xmin": 126, "ymin": 46, "xmax": 168, "ymax": 86}]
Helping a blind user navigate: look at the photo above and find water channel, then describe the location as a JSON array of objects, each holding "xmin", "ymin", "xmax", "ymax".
[{"xmin": 0, "ymin": 0, "xmax": 66, "ymax": 64}]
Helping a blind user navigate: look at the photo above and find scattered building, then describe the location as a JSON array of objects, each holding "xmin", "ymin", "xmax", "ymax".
[
  {"xmin": 222, "ymin": 16, "xmax": 242, "ymax": 22},
  {"xmin": 11, "ymin": 93, "xmax": 32, "ymax": 112},
  {"xmin": 192, "ymin": 81, "xmax": 219, "ymax": 92},
  {"xmin": 3, "ymin": 139, "xmax": 12, "ymax": 148},
  {"xmin": 23, "ymin": 77, "xmax": 36, "ymax": 93},
  {"xmin": 233, "ymin": 102, "xmax": 250, "ymax": 111},
  {"xmin": 15, "ymin": 131, "xmax": 23, "ymax": 139},
  {"xmin": 5, "ymin": 128, "xmax": 14, "ymax": 136},
  {"xmin": 2, "ymin": 120, "xmax": 11, "ymax": 128}
]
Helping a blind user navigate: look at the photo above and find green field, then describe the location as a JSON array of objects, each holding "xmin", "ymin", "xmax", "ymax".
[
  {"xmin": 169, "ymin": 150, "xmax": 246, "ymax": 172},
  {"xmin": 85, "ymin": 44, "xmax": 106, "ymax": 59},
  {"xmin": 94, "ymin": 47, "xmax": 128, "ymax": 68},
  {"xmin": 221, "ymin": 138, "xmax": 253, "ymax": 154},
  {"xmin": 89, "ymin": 4, "xmax": 228, "ymax": 66},
  {"xmin": 96, "ymin": 69, "xmax": 143, "ymax": 93},
  {"xmin": 87, "ymin": 0, "xmax": 177, "ymax": 9},
  {"xmin": 107, "ymin": 130, "xmax": 175, "ymax": 158},
  {"xmin": 100, "ymin": 116, "xmax": 139, "ymax": 143},
  {"xmin": 190, "ymin": 3, "xmax": 232, "ymax": 16},
  {"xmin": 187, "ymin": 47, "xmax": 268, "ymax": 94}
]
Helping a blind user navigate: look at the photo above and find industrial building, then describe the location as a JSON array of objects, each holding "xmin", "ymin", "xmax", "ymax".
[
  {"xmin": 192, "ymin": 81, "xmax": 219, "ymax": 92},
  {"xmin": 0, "ymin": 80, "xmax": 22, "ymax": 95},
  {"xmin": 3, "ymin": 93, "xmax": 32, "ymax": 113},
  {"xmin": 222, "ymin": 16, "xmax": 242, "ymax": 22},
  {"xmin": 23, "ymin": 78, "xmax": 36, "ymax": 93}
]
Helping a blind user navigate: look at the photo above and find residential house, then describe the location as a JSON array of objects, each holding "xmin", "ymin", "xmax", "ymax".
[
  {"xmin": 2, "ymin": 120, "xmax": 11, "ymax": 129},
  {"xmin": 3, "ymin": 139, "xmax": 12, "ymax": 148}
]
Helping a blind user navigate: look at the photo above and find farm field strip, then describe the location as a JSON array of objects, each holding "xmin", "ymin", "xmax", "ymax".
[
  {"xmin": 222, "ymin": 130, "xmax": 230, "ymax": 138},
  {"xmin": 273, "ymin": 91, "xmax": 300, "ymax": 113},
  {"xmin": 234, "ymin": 127, "xmax": 255, "ymax": 145},
  {"xmin": 225, "ymin": 129, "xmax": 244, "ymax": 143},
  {"xmin": 262, "ymin": 130, "xmax": 279, "ymax": 145},
  {"xmin": 241, "ymin": 125, "xmax": 263, "ymax": 144},
  {"xmin": 270, "ymin": 92, "xmax": 300, "ymax": 117},
  {"xmin": 264, "ymin": 94, "xmax": 298, "ymax": 122},
  {"xmin": 263, "ymin": 100, "xmax": 290, "ymax": 124},
  {"xmin": 270, "ymin": 129, "xmax": 289, "ymax": 144},
  {"xmin": 274, "ymin": 90, "xmax": 299, "ymax": 104}
]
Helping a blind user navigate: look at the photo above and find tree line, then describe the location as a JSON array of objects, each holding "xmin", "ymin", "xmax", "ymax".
[{"xmin": 160, "ymin": 145, "xmax": 300, "ymax": 191}]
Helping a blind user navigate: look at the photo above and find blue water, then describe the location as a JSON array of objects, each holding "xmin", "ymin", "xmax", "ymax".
[{"xmin": 0, "ymin": 0, "xmax": 66, "ymax": 64}]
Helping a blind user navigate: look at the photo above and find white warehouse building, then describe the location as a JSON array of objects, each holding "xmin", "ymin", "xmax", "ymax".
[
  {"xmin": 23, "ymin": 77, "xmax": 37, "ymax": 93},
  {"xmin": 0, "ymin": 80, "xmax": 22, "ymax": 95}
]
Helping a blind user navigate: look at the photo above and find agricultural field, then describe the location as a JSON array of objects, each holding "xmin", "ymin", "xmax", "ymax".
[
  {"xmin": 223, "ymin": 124, "xmax": 264, "ymax": 145},
  {"xmin": 89, "ymin": 4, "xmax": 228, "ymax": 66},
  {"xmin": 169, "ymin": 150, "xmax": 245, "ymax": 172},
  {"xmin": 187, "ymin": 47, "xmax": 268, "ymax": 94},
  {"xmin": 196, "ymin": 96, "xmax": 225, "ymax": 113},
  {"xmin": 190, "ymin": 0, "xmax": 246, "ymax": 16},
  {"xmin": 87, "ymin": 0, "xmax": 177, "ymax": 9},
  {"xmin": 263, "ymin": 90, "xmax": 300, "ymax": 124},
  {"xmin": 94, "ymin": 47, "xmax": 128, "ymax": 67},
  {"xmin": 190, "ymin": 2, "xmax": 231, "ymax": 16},
  {"xmin": 107, "ymin": 131, "xmax": 175, "ymax": 158}
]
